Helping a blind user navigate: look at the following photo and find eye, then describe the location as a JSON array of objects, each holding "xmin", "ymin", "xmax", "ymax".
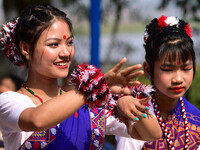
[
  {"xmin": 66, "ymin": 39, "xmax": 73, "ymax": 46},
  {"xmin": 160, "ymin": 67, "xmax": 173, "ymax": 72},
  {"xmin": 48, "ymin": 42, "xmax": 58, "ymax": 47},
  {"xmin": 182, "ymin": 67, "xmax": 192, "ymax": 71}
]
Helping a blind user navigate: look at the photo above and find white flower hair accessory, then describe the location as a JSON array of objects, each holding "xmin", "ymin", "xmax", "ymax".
[
  {"xmin": 165, "ymin": 16, "xmax": 179, "ymax": 27},
  {"xmin": 144, "ymin": 15, "xmax": 192, "ymax": 43},
  {"xmin": 0, "ymin": 17, "xmax": 25, "ymax": 66}
]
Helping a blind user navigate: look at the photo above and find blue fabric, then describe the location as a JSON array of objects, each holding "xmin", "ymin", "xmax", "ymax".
[
  {"xmin": 45, "ymin": 105, "xmax": 91, "ymax": 150},
  {"xmin": 182, "ymin": 97, "xmax": 200, "ymax": 125}
]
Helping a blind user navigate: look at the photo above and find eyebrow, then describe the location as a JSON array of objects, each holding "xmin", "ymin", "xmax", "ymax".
[
  {"xmin": 161, "ymin": 62, "xmax": 193, "ymax": 67},
  {"xmin": 45, "ymin": 35, "xmax": 73, "ymax": 42}
]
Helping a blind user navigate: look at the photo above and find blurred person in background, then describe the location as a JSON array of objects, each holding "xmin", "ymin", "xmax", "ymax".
[{"xmin": 0, "ymin": 74, "xmax": 23, "ymax": 94}]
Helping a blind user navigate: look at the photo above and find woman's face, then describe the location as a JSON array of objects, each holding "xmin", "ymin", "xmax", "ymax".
[
  {"xmin": 30, "ymin": 19, "xmax": 75, "ymax": 79},
  {"xmin": 152, "ymin": 59, "xmax": 193, "ymax": 100}
]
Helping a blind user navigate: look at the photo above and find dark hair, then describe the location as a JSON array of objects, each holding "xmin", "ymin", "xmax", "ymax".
[
  {"xmin": 0, "ymin": 74, "xmax": 24, "ymax": 90},
  {"xmin": 144, "ymin": 16, "xmax": 195, "ymax": 79},
  {"xmin": 14, "ymin": 4, "xmax": 73, "ymax": 64}
]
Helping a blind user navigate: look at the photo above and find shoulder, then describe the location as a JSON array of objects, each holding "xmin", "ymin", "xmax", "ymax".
[
  {"xmin": 0, "ymin": 91, "xmax": 35, "ymax": 108},
  {"xmin": 0, "ymin": 91, "xmax": 35, "ymax": 132},
  {"xmin": 183, "ymin": 97, "xmax": 200, "ymax": 114},
  {"xmin": 182, "ymin": 97, "xmax": 200, "ymax": 125},
  {"xmin": 0, "ymin": 91, "xmax": 34, "ymax": 104}
]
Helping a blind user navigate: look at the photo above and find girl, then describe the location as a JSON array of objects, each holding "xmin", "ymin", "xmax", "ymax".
[
  {"xmin": 0, "ymin": 4, "xmax": 161, "ymax": 150},
  {"xmin": 116, "ymin": 15, "xmax": 200, "ymax": 150}
]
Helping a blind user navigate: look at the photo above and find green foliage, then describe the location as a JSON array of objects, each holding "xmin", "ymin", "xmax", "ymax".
[{"xmin": 189, "ymin": 65, "xmax": 200, "ymax": 109}]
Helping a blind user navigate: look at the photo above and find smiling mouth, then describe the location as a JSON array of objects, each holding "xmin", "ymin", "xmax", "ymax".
[{"xmin": 54, "ymin": 62, "xmax": 68, "ymax": 66}]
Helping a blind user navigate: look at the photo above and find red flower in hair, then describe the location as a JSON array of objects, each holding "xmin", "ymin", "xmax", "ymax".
[
  {"xmin": 185, "ymin": 23, "xmax": 192, "ymax": 37},
  {"xmin": 157, "ymin": 15, "xmax": 167, "ymax": 29}
]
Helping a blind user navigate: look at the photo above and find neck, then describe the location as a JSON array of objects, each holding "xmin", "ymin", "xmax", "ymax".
[
  {"xmin": 25, "ymin": 73, "xmax": 60, "ymax": 98},
  {"xmin": 154, "ymin": 92, "xmax": 179, "ymax": 119}
]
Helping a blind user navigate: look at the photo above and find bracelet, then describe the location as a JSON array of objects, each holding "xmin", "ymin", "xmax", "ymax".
[
  {"xmin": 106, "ymin": 84, "xmax": 154, "ymax": 121},
  {"xmin": 71, "ymin": 63, "xmax": 110, "ymax": 108}
]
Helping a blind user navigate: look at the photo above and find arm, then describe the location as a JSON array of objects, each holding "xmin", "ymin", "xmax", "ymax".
[
  {"xmin": 19, "ymin": 89, "xmax": 85, "ymax": 131},
  {"xmin": 117, "ymin": 96, "xmax": 162, "ymax": 141}
]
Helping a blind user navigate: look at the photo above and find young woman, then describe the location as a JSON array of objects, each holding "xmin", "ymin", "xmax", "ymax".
[
  {"xmin": 0, "ymin": 4, "xmax": 161, "ymax": 150},
  {"xmin": 116, "ymin": 15, "xmax": 200, "ymax": 150}
]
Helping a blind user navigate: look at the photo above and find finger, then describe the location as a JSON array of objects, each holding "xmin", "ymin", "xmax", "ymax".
[
  {"xmin": 123, "ymin": 111, "xmax": 137, "ymax": 121},
  {"xmin": 139, "ymin": 96, "xmax": 151, "ymax": 105},
  {"xmin": 120, "ymin": 64, "xmax": 142, "ymax": 76},
  {"xmin": 131, "ymin": 108, "xmax": 144, "ymax": 118},
  {"xmin": 120, "ymin": 87, "xmax": 132, "ymax": 95},
  {"xmin": 111, "ymin": 57, "xmax": 127, "ymax": 73},
  {"xmin": 126, "ymin": 70, "xmax": 144, "ymax": 80},
  {"xmin": 127, "ymin": 81, "xmax": 141, "ymax": 86},
  {"xmin": 110, "ymin": 86, "xmax": 124, "ymax": 94}
]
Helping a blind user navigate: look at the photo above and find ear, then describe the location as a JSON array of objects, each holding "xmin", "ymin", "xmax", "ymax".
[
  {"xmin": 143, "ymin": 61, "xmax": 151, "ymax": 76},
  {"xmin": 19, "ymin": 41, "xmax": 30, "ymax": 60}
]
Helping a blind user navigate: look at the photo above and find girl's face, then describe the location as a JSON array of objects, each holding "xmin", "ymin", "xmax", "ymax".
[
  {"xmin": 152, "ymin": 59, "xmax": 193, "ymax": 100},
  {"xmin": 30, "ymin": 19, "xmax": 74, "ymax": 79}
]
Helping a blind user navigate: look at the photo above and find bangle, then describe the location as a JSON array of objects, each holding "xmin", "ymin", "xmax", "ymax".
[
  {"xmin": 106, "ymin": 84, "xmax": 154, "ymax": 121},
  {"xmin": 71, "ymin": 63, "xmax": 110, "ymax": 108}
]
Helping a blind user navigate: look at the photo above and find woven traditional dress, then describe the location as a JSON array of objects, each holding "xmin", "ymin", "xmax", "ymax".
[{"xmin": 19, "ymin": 105, "xmax": 106, "ymax": 150}]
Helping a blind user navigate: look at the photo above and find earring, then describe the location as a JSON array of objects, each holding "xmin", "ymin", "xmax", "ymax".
[{"xmin": 147, "ymin": 75, "xmax": 151, "ymax": 80}]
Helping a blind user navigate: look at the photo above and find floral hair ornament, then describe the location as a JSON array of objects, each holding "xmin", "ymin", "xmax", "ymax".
[
  {"xmin": 0, "ymin": 17, "xmax": 25, "ymax": 66},
  {"xmin": 144, "ymin": 15, "xmax": 192, "ymax": 43}
]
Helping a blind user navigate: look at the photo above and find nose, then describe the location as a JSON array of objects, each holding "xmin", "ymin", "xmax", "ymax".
[
  {"xmin": 172, "ymin": 71, "xmax": 183, "ymax": 84},
  {"xmin": 60, "ymin": 44, "xmax": 72, "ymax": 58}
]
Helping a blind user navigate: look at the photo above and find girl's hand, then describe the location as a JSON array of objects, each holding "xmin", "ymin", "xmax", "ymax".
[
  {"xmin": 117, "ymin": 95, "xmax": 151, "ymax": 123},
  {"xmin": 104, "ymin": 57, "xmax": 144, "ymax": 95}
]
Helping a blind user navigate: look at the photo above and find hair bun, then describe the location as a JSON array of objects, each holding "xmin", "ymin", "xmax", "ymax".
[{"xmin": 0, "ymin": 17, "xmax": 25, "ymax": 66}]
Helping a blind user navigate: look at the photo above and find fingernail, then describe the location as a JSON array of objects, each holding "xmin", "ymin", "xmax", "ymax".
[
  {"xmin": 134, "ymin": 117, "xmax": 139, "ymax": 121},
  {"xmin": 142, "ymin": 114, "xmax": 147, "ymax": 118},
  {"xmin": 145, "ymin": 106, "xmax": 149, "ymax": 110}
]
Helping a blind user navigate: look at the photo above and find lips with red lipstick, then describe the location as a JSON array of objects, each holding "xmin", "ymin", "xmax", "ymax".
[
  {"xmin": 170, "ymin": 86, "xmax": 184, "ymax": 92},
  {"xmin": 54, "ymin": 60, "xmax": 69, "ymax": 69}
]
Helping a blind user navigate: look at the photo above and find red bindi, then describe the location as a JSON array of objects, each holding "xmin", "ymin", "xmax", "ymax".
[{"xmin": 63, "ymin": 35, "xmax": 66, "ymax": 39}]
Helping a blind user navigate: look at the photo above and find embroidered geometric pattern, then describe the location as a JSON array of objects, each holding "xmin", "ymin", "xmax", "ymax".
[
  {"xmin": 142, "ymin": 109, "xmax": 200, "ymax": 150},
  {"xmin": 18, "ymin": 124, "xmax": 59, "ymax": 150},
  {"xmin": 89, "ymin": 108, "xmax": 105, "ymax": 150}
]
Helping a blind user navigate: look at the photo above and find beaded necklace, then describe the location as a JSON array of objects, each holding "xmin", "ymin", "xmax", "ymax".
[
  {"xmin": 22, "ymin": 84, "xmax": 62, "ymax": 103},
  {"xmin": 152, "ymin": 97, "xmax": 189, "ymax": 150}
]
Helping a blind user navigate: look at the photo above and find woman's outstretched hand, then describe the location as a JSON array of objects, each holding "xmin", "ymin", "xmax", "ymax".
[{"xmin": 104, "ymin": 57, "xmax": 144, "ymax": 95}]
